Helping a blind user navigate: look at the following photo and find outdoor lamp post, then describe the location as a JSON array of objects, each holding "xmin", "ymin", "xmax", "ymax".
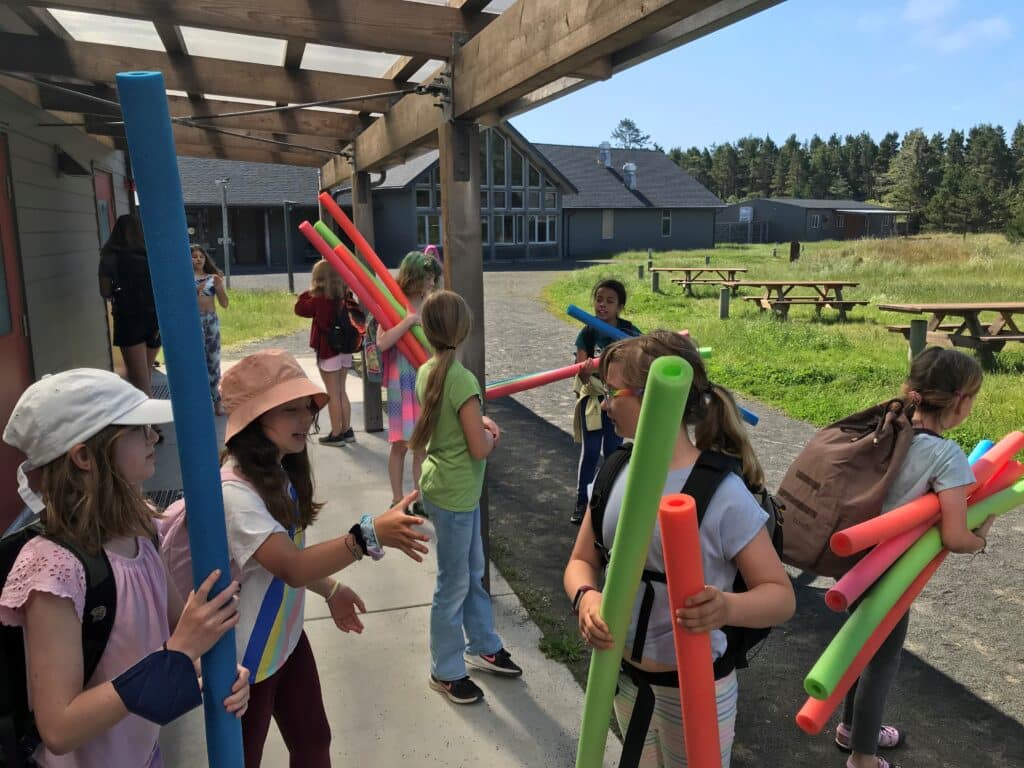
[
  {"xmin": 216, "ymin": 178, "xmax": 231, "ymax": 287},
  {"xmin": 282, "ymin": 200, "xmax": 295, "ymax": 293}
]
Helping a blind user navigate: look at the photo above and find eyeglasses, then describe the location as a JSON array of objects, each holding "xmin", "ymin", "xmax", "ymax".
[
  {"xmin": 605, "ymin": 386, "xmax": 644, "ymax": 400},
  {"xmin": 111, "ymin": 424, "xmax": 158, "ymax": 441}
]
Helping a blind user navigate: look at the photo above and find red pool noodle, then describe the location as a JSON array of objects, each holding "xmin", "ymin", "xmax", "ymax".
[
  {"xmin": 831, "ymin": 431, "xmax": 1023, "ymax": 557},
  {"xmin": 796, "ymin": 550, "xmax": 947, "ymax": 735},
  {"xmin": 332, "ymin": 242, "xmax": 429, "ymax": 368},
  {"xmin": 825, "ymin": 460, "xmax": 1024, "ymax": 612},
  {"xmin": 319, "ymin": 192, "xmax": 412, "ymax": 311},
  {"xmin": 659, "ymin": 493, "xmax": 722, "ymax": 768},
  {"xmin": 485, "ymin": 359, "xmax": 595, "ymax": 400},
  {"xmin": 298, "ymin": 222, "xmax": 426, "ymax": 368}
]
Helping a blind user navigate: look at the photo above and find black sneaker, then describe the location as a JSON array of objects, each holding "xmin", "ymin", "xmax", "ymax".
[
  {"xmin": 410, "ymin": 500, "xmax": 427, "ymax": 519},
  {"xmin": 465, "ymin": 648, "xmax": 523, "ymax": 677},
  {"xmin": 341, "ymin": 427, "xmax": 356, "ymax": 444},
  {"xmin": 569, "ymin": 501, "xmax": 587, "ymax": 525},
  {"xmin": 318, "ymin": 432, "xmax": 346, "ymax": 447},
  {"xmin": 429, "ymin": 674, "xmax": 484, "ymax": 704}
]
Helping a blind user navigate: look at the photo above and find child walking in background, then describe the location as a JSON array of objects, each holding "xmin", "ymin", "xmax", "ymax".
[
  {"xmin": 563, "ymin": 331, "xmax": 795, "ymax": 767},
  {"xmin": 294, "ymin": 260, "xmax": 360, "ymax": 446},
  {"xmin": 571, "ymin": 279, "xmax": 641, "ymax": 524},
  {"xmin": 1, "ymin": 369, "xmax": 249, "ymax": 767},
  {"xmin": 374, "ymin": 251, "xmax": 442, "ymax": 511},
  {"xmin": 836, "ymin": 347, "xmax": 992, "ymax": 768},
  {"xmin": 192, "ymin": 245, "xmax": 229, "ymax": 416},
  {"xmin": 409, "ymin": 290, "xmax": 523, "ymax": 706},
  {"xmin": 217, "ymin": 350, "xmax": 430, "ymax": 767}
]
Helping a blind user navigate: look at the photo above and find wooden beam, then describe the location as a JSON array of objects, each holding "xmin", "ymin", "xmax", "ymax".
[
  {"xmin": 0, "ymin": 32, "xmax": 399, "ymax": 111},
  {"xmin": 9, "ymin": 0, "xmax": 491, "ymax": 60},
  {"xmin": 9, "ymin": 6, "xmax": 72, "ymax": 38},
  {"xmin": 158, "ymin": 141, "xmax": 325, "ymax": 167},
  {"xmin": 153, "ymin": 22, "xmax": 187, "ymax": 55},
  {"xmin": 284, "ymin": 38, "xmax": 306, "ymax": 70},
  {"xmin": 89, "ymin": 121, "xmax": 346, "ymax": 156},
  {"xmin": 384, "ymin": 56, "xmax": 430, "ymax": 83},
  {"xmin": 351, "ymin": 170, "xmax": 385, "ymax": 432},
  {"xmin": 325, "ymin": 0, "xmax": 774, "ymax": 178}
]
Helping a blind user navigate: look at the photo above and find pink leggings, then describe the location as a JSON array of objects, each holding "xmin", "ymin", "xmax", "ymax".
[{"xmin": 242, "ymin": 631, "xmax": 331, "ymax": 767}]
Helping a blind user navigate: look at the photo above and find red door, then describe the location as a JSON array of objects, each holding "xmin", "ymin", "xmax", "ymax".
[
  {"xmin": 93, "ymin": 170, "xmax": 116, "ymax": 243},
  {"xmin": 0, "ymin": 134, "xmax": 34, "ymax": 530}
]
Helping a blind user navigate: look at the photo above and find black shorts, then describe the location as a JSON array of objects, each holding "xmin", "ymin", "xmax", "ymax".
[{"xmin": 113, "ymin": 311, "xmax": 161, "ymax": 349}]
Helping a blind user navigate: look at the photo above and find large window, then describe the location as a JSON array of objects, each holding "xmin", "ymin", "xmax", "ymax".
[
  {"xmin": 416, "ymin": 214, "xmax": 441, "ymax": 247},
  {"xmin": 493, "ymin": 214, "xmax": 524, "ymax": 244},
  {"xmin": 661, "ymin": 209, "xmax": 672, "ymax": 237},
  {"xmin": 809, "ymin": 214, "xmax": 821, "ymax": 229},
  {"xmin": 490, "ymin": 132, "xmax": 506, "ymax": 187},
  {"xmin": 493, "ymin": 190, "xmax": 507, "ymax": 210},
  {"xmin": 529, "ymin": 215, "xmax": 557, "ymax": 244},
  {"xmin": 601, "ymin": 209, "xmax": 614, "ymax": 240},
  {"xmin": 415, "ymin": 187, "xmax": 431, "ymax": 208},
  {"xmin": 481, "ymin": 216, "xmax": 490, "ymax": 244},
  {"xmin": 528, "ymin": 163, "xmax": 541, "ymax": 188},
  {"xmin": 543, "ymin": 189, "xmax": 557, "ymax": 210},
  {"xmin": 510, "ymin": 190, "xmax": 524, "ymax": 210},
  {"xmin": 510, "ymin": 149, "xmax": 525, "ymax": 188},
  {"xmin": 836, "ymin": 214, "xmax": 846, "ymax": 229}
]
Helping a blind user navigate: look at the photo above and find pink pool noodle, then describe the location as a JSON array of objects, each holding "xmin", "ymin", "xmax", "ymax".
[
  {"xmin": 485, "ymin": 359, "xmax": 595, "ymax": 400},
  {"xmin": 797, "ymin": 551, "xmax": 947, "ymax": 735},
  {"xmin": 320, "ymin": 192, "xmax": 412, "ymax": 311},
  {"xmin": 825, "ymin": 459, "xmax": 1024, "ymax": 612},
  {"xmin": 659, "ymin": 494, "xmax": 722, "ymax": 768}
]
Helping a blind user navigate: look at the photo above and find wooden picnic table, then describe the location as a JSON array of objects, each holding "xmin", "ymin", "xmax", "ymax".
[
  {"xmin": 878, "ymin": 302, "xmax": 1024, "ymax": 366},
  {"xmin": 734, "ymin": 280, "xmax": 866, "ymax": 321},
  {"xmin": 652, "ymin": 266, "xmax": 747, "ymax": 295}
]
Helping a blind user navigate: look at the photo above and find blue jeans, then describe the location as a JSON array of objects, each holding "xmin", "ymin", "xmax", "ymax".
[
  {"xmin": 576, "ymin": 401, "xmax": 623, "ymax": 508},
  {"xmin": 423, "ymin": 498, "xmax": 503, "ymax": 681}
]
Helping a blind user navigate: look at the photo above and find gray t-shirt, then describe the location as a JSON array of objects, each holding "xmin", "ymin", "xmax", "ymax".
[
  {"xmin": 883, "ymin": 432, "xmax": 975, "ymax": 512},
  {"xmin": 601, "ymin": 463, "xmax": 768, "ymax": 665}
]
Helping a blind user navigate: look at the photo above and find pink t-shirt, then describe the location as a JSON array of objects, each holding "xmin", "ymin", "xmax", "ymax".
[{"xmin": 0, "ymin": 535, "xmax": 170, "ymax": 768}]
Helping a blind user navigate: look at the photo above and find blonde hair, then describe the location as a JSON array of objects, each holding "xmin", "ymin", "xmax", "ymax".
[
  {"xmin": 599, "ymin": 330, "xmax": 765, "ymax": 490},
  {"xmin": 408, "ymin": 290, "xmax": 472, "ymax": 452},
  {"xmin": 39, "ymin": 424, "xmax": 159, "ymax": 555},
  {"xmin": 310, "ymin": 259, "xmax": 345, "ymax": 299},
  {"xmin": 397, "ymin": 251, "xmax": 442, "ymax": 296}
]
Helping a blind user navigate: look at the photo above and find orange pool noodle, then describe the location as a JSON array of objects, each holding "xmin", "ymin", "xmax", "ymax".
[
  {"xmin": 796, "ymin": 551, "xmax": 947, "ymax": 735},
  {"xmin": 659, "ymin": 494, "xmax": 722, "ymax": 768}
]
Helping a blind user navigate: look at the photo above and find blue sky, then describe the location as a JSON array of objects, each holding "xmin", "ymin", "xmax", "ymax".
[{"xmin": 510, "ymin": 0, "xmax": 1023, "ymax": 150}]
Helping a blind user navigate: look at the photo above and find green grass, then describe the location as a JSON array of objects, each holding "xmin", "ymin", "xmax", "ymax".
[
  {"xmin": 543, "ymin": 234, "xmax": 1024, "ymax": 450},
  {"xmin": 219, "ymin": 290, "xmax": 309, "ymax": 351}
]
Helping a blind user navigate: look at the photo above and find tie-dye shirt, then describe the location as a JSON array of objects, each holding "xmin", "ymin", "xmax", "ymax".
[{"xmin": 222, "ymin": 466, "xmax": 306, "ymax": 683}]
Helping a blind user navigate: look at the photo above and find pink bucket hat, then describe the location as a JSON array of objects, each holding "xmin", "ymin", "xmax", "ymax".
[{"xmin": 220, "ymin": 350, "xmax": 328, "ymax": 443}]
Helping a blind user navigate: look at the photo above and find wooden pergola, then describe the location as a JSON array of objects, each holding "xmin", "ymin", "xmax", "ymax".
[{"xmin": 0, "ymin": 0, "xmax": 781, "ymax": 382}]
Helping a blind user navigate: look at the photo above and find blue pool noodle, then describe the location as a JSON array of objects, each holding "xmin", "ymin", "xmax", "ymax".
[
  {"xmin": 566, "ymin": 304, "xmax": 760, "ymax": 426},
  {"xmin": 116, "ymin": 71, "xmax": 243, "ymax": 768},
  {"xmin": 967, "ymin": 439, "xmax": 995, "ymax": 464}
]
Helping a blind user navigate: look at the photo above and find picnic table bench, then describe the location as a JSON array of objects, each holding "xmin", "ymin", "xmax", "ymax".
[
  {"xmin": 733, "ymin": 280, "xmax": 866, "ymax": 321},
  {"xmin": 878, "ymin": 302, "xmax": 1024, "ymax": 367},
  {"xmin": 649, "ymin": 265, "xmax": 747, "ymax": 294}
]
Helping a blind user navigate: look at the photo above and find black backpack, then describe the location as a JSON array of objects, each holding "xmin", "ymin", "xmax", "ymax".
[
  {"xmin": 326, "ymin": 300, "xmax": 361, "ymax": 354},
  {"xmin": 0, "ymin": 520, "xmax": 117, "ymax": 767},
  {"xmin": 588, "ymin": 444, "xmax": 785, "ymax": 675}
]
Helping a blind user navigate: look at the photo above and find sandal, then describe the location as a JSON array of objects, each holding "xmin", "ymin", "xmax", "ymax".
[
  {"xmin": 836, "ymin": 723, "xmax": 905, "ymax": 753},
  {"xmin": 845, "ymin": 758, "xmax": 901, "ymax": 768}
]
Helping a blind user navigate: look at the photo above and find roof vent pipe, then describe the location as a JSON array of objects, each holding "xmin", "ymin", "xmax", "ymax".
[
  {"xmin": 597, "ymin": 141, "xmax": 612, "ymax": 168},
  {"xmin": 623, "ymin": 162, "xmax": 638, "ymax": 191}
]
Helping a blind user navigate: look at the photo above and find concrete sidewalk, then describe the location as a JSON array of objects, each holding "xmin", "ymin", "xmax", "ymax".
[{"xmin": 152, "ymin": 358, "xmax": 621, "ymax": 766}]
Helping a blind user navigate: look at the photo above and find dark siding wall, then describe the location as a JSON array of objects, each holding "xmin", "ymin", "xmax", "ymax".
[
  {"xmin": 368, "ymin": 189, "xmax": 418, "ymax": 268},
  {"xmin": 565, "ymin": 208, "xmax": 714, "ymax": 258}
]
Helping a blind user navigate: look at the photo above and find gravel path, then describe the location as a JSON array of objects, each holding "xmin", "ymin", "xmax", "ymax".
[{"xmin": 226, "ymin": 269, "xmax": 1024, "ymax": 765}]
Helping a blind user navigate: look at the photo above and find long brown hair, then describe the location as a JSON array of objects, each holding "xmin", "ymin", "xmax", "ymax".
[
  {"xmin": 901, "ymin": 346, "xmax": 983, "ymax": 424},
  {"xmin": 408, "ymin": 290, "xmax": 472, "ymax": 452},
  {"xmin": 102, "ymin": 213, "xmax": 145, "ymax": 253},
  {"xmin": 598, "ymin": 330, "xmax": 765, "ymax": 490},
  {"xmin": 39, "ymin": 424, "xmax": 159, "ymax": 555},
  {"xmin": 191, "ymin": 244, "xmax": 223, "ymax": 276},
  {"xmin": 222, "ymin": 420, "xmax": 322, "ymax": 529}
]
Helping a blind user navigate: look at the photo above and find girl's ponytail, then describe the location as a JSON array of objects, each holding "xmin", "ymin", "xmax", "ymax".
[
  {"xmin": 694, "ymin": 383, "xmax": 765, "ymax": 491},
  {"xmin": 408, "ymin": 291, "xmax": 472, "ymax": 452}
]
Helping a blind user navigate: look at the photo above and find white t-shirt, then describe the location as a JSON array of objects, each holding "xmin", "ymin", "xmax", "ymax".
[
  {"xmin": 222, "ymin": 469, "xmax": 306, "ymax": 683},
  {"xmin": 883, "ymin": 432, "xmax": 975, "ymax": 511},
  {"xmin": 601, "ymin": 462, "xmax": 768, "ymax": 665}
]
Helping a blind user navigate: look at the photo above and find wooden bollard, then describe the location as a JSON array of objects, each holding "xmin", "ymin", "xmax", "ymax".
[
  {"xmin": 719, "ymin": 286, "xmax": 730, "ymax": 319},
  {"xmin": 652, "ymin": 270, "xmax": 660, "ymax": 292},
  {"xmin": 909, "ymin": 319, "xmax": 927, "ymax": 359},
  {"xmin": 638, "ymin": 264, "xmax": 644, "ymax": 280}
]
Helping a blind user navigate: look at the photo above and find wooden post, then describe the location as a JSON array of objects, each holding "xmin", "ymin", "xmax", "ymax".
[
  {"xmin": 652, "ymin": 270, "xmax": 660, "ymax": 292},
  {"xmin": 637, "ymin": 264, "xmax": 644, "ymax": 280},
  {"xmin": 909, "ymin": 319, "xmax": 927, "ymax": 360},
  {"xmin": 647, "ymin": 247, "xmax": 653, "ymax": 274},
  {"xmin": 438, "ymin": 119, "xmax": 490, "ymax": 588},
  {"xmin": 352, "ymin": 170, "xmax": 384, "ymax": 433},
  {"xmin": 719, "ymin": 286, "xmax": 730, "ymax": 319}
]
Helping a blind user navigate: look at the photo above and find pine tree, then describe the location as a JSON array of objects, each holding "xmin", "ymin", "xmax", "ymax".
[
  {"xmin": 883, "ymin": 129, "xmax": 941, "ymax": 229},
  {"xmin": 611, "ymin": 118, "xmax": 651, "ymax": 149},
  {"xmin": 1011, "ymin": 121, "xmax": 1024, "ymax": 185}
]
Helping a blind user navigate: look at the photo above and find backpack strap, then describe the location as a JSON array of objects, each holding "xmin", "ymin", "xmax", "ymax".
[
  {"xmin": 588, "ymin": 443, "xmax": 634, "ymax": 564},
  {"xmin": 47, "ymin": 536, "xmax": 117, "ymax": 686}
]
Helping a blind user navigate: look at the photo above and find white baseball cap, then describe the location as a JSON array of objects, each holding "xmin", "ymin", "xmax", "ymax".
[{"xmin": 3, "ymin": 369, "xmax": 174, "ymax": 510}]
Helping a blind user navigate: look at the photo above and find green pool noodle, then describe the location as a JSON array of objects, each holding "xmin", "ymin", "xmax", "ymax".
[
  {"xmin": 576, "ymin": 355, "xmax": 692, "ymax": 768},
  {"xmin": 804, "ymin": 478, "xmax": 1024, "ymax": 700},
  {"xmin": 313, "ymin": 221, "xmax": 433, "ymax": 353}
]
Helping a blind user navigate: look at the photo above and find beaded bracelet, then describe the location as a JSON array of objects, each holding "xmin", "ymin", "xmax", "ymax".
[{"xmin": 325, "ymin": 580, "xmax": 342, "ymax": 602}]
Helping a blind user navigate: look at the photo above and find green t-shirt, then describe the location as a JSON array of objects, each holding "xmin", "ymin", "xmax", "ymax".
[{"xmin": 416, "ymin": 358, "xmax": 487, "ymax": 512}]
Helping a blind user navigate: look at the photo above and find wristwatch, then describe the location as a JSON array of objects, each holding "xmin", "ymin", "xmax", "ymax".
[{"xmin": 572, "ymin": 585, "xmax": 597, "ymax": 615}]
